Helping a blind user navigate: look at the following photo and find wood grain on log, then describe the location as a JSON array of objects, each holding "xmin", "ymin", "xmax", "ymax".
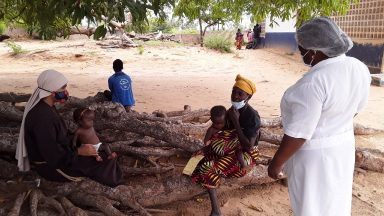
[
  {"xmin": 0, "ymin": 102, "xmax": 23, "ymax": 122},
  {"xmin": 0, "ymin": 92, "xmax": 31, "ymax": 103},
  {"xmin": 7, "ymin": 192, "xmax": 27, "ymax": 216}
]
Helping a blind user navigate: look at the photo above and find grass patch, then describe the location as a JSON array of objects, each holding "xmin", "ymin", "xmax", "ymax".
[
  {"xmin": 135, "ymin": 40, "xmax": 183, "ymax": 48},
  {"xmin": 204, "ymin": 32, "xmax": 233, "ymax": 53},
  {"xmin": 137, "ymin": 45, "xmax": 144, "ymax": 55},
  {"xmin": 5, "ymin": 41, "xmax": 27, "ymax": 55},
  {"xmin": 0, "ymin": 21, "xmax": 6, "ymax": 35}
]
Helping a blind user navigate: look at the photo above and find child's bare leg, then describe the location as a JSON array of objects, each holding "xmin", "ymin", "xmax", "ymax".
[{"xmin": 208, "ymin": 188, "xmax": 221, "ymax": 216}]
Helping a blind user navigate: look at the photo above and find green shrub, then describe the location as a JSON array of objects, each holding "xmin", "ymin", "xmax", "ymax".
[
  {"xmin": 170, "ymin": 28, "xmax": 199, "ymax": 34},
  {"xmin": 204, "ymin": 32, "xmax": 233, "ymax": 53},
  {"xmin": 137, "ymin": 45, "xmax": 144, "ymax": 55},
  {"xmin": 0, "ymin": 21, "xmax": 6, "ymax": 35},
  {"xmin": 5, "ymin": 41, "xmax": 26, "ymax": 55}
]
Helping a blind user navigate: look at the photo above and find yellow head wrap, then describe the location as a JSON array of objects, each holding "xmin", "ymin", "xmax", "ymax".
[{"xmin": 233, "ymin": 74, "xmax": 256, "ymax": 95}]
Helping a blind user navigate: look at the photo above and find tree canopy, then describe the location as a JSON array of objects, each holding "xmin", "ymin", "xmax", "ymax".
[{"xmin": 0, "ymin": 0, "xmax": 352, "ymax": 40}]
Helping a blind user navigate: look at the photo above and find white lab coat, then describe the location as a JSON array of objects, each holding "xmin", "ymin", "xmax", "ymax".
[{"xmin": 281, "ymin": 54, "xmax": 371, "ymax": 216}]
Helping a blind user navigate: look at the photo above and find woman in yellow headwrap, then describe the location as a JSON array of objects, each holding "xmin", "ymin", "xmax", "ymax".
[{"xmin": 191, "ymin": 74, "xmax": 261, "ymax": 216}]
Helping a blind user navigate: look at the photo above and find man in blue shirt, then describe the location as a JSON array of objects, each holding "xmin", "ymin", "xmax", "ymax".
[{"xmin": 105, "ymin": 59, "xmax": 135, "ymax": 111}]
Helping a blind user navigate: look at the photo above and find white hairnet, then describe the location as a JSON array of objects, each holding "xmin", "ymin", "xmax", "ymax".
[{"xmin": 296, "ymin": 17, "xmax": 353, "ymax": 57}]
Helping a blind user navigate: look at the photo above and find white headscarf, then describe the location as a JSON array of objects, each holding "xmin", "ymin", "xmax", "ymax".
[{"xmin": 16, "ymin": 69, "xmax": 68, "ymax": 171}]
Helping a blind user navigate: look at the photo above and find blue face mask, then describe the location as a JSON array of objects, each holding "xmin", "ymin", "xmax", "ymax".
[
  {"xmin": 54, "ymin": 91, "xmax": 68, "ymax": 101},
  {"xmin": 231, "ymin": 100, "xmax": 246, "ymax": 110},
  {"xmin": 38, "ymin": 87, "xmax": 68, "ymax": 102}
]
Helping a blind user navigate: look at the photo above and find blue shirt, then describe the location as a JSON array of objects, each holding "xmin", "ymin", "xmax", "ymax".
[{"xmin": 108, "ymin": 71, "xmax": 135, "ymax": 106}]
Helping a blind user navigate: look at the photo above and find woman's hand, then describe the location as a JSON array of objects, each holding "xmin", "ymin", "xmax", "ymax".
[
  {"xmin": 77, "ymin": 144, "xmax": 98, "ymax": 156},
  {"xmin": 227, "ymin": 107, "xmax": 240, "ymax": 124},
  {"xmin": 268, "ymin": 160, "xmax": 284, "ymax": 180}
]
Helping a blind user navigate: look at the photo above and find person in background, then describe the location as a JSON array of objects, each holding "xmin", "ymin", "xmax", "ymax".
[
  {"xmin": 246, "ymin": 29, "xmax": 254, "ymax": 49},
  {"xmin": 235, "ymin": 29, "xmax": 244, "ymax": 50},
  {"xmin": 104, "ymin": 59, "xmax": 135, "ymax": 112},
  {"xmin": 252, "ymin": 24, "xmax": 261, "ymax": 49},
  {"xmin": 268, "ymin": 17, "xmax": 371, "ymax": 216}
]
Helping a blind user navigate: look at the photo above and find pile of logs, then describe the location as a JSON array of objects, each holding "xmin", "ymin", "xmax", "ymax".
[
  {"xmin": 96, "ymin": 31, "xmax": 179, "ymax": 49},
  {"xmin": 0, "ymin": 92, "xmax": 383, "ymax": 216}
]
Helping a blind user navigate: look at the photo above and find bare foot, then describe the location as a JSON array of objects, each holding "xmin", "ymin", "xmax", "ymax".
[{"xmin": 107, "ymin": 152, "xmax": 117, "ymax": 160}]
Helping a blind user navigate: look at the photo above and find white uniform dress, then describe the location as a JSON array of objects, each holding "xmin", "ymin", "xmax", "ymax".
[{"xmin": 281, "ymin": 54, "xmax": 371, "ymax": 216}]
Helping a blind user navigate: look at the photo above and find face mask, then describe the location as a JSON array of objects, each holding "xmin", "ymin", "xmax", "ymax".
[
  {"xmin": 231, "ymin": 100, "xmax": 246, "ymax": 110},
  {"xmin": 38, "ymin": 87, "xmax": 69, "ymax": 102},
  {"xmin": 301, "ymin": 50, "xmax": 316, "ymax": 67},
  {"xmin": 54, "ymin": 91, "xmax": 68, "ymax": 102}
]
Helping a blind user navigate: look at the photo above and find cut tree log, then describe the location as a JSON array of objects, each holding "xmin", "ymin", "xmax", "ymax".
[
  {"xmin": 354, "ymin": 123, "xmax": 384, "ymax": 135},
  {"xmin": 59, "ymin": 197, "xmax": 89, "ymax": 216},
  {"xmin": 68, "ymin": 191, "xmax": 125, "ymax": 216},
  {"xmin": 30, "ymin": 189, "xmax": 66, "ymax": 216},
  {"xmin": 7, "ymin": 191, "xmax": 27, "ymax": 216},
  {"xmin": 0, "ymin": 92, "xmax": 31, "ymax": 103},
  {"xmin": 355, "ymin": 147, "xmax": 384, "ymax": 173},
  {"xmin": 0, "ymin": 101, "xmax": 23, "ymax": 122}
]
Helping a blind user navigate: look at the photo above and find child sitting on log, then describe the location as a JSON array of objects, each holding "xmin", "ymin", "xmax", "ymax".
[
  {"xmin": 73, "ymin": 108, "xmax": 117, "ymax": 161},
  {"xmin": 204, "ymin": 105, "xmax": 246, "ymax": 169}
]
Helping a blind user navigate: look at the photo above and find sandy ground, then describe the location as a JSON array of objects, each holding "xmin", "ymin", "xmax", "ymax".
[{"xmin": 0, "ymin": 38, "xmax": 384, "ymax": 215}]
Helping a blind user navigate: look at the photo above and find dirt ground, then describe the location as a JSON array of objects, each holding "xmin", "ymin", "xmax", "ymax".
[{"xmin": 0, "ymin": 38, "xmax": 384, "ymax": 215}]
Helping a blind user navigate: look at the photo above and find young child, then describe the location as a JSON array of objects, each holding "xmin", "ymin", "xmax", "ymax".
[
  {"xmin": 73, "ymin": 108, "xmax": 117, "ymax": 161},
  {"xmin": 204, "ymin": 105, "xmax": 246, "ymax": 169}
]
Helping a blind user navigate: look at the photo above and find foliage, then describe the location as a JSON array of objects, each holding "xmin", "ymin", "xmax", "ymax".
[
  {"xmin": 0, "ymin": 21, "xmax": 6, "ymax": 34},
  {"xmin": 174, "ymin": 0, "xmax": 353, "ymax": 45},
  {"xmin": 5, "ymin": 41, "xmax": 26, "ymax": 55},
  {"xmin": 204, "ymin": 32, "xmax": 233, "ymax": 53},
  {"xmin": 0, "ymin": 0, "xmax": 175, "ymax": 40},
  {"xmin": 170, "ymin": 28, "xmax": 199, "ymax": 34},
  {"xmin": 0, "ymin": 0, "xmax": 352, "ymax": 40}
]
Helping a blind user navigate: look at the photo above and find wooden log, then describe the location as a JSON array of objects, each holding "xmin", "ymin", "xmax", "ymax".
[
  {"xmin": 59, "ymin": 197, "xmax": 89, "ymax": 216},
  {"xmin": 0, "ymin": 92, "xmax": 31, "ymax": 103},
  {"xmin": 354, "ymin": 123, "xmax": 384, "ymax": 135},
  {"xmin": 0, "ymin": 133, "xmax": 18, "ymax": 153},
  {"xmin": 0, "ymin": 102, "xmax": 23, "ymax": 122},
  {"xmin": 0, "ymin": 159, "xmax": 19, "ymax": 179},
  {"xmin": 355, "ymin": 147, "xmax": 384, "ymax": 173},
  {"xmin": 30, "ymin": 189, "xmax": 66, "ymax": 216},
  {"xmin": 91, "ymin": 102, "xmax": 203, "ymax": 152},
  {"xmin": 110, "ymin": 143, "xmax": 188, "ymax": 157},
  {"xmin": 68, "ymin": 191, "xmax": 125, "ymax": 216},
  {"xmin": 7, "ymin": 192, "xmax": 27, "ymax": 216},
  {"xmin": 120, "ymin": 165, "xmax": 174, "ymax": 175},
  {"xmin": 260, "ymin": 117, "xmax": 282, "ymax": 128},
  {"xmin": 260, "ymin": 128, "xmax": 283, "ymax": 145}
]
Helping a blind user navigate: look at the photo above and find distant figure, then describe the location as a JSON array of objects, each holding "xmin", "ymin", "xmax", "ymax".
[
  {"xmin": 104, "ymin": 59, "xmax": 135, "ymax": 112},
  {"xmin": 235, "ymin": 29, "xmax": 244, "ymax": 50},
  {"xmin": 73, "ymin": 108, "xmax": 117, "ymax": 161},
  {"xmin": 246, "ymin": 29, "xmax": 254, "ymax": 49},
  {"xmin": 252, "ymin": 24, "xmax": 261, "ymax": 49}
]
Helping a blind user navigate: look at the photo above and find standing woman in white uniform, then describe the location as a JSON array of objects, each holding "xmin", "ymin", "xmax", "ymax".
[{"xmin": 268, "ymin": 17, "xmax": 371, "ymax": 216}]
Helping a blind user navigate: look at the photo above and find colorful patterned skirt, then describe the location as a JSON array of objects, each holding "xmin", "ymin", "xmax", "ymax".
[{"xmin": 191, "ymin": 129, "xmax": 259, "ymax": 188}]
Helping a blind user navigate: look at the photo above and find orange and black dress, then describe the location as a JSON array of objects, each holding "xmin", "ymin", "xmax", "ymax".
[{"xmin": 191, "ymin": 104, "xmax": 260, "ymax": 188}]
